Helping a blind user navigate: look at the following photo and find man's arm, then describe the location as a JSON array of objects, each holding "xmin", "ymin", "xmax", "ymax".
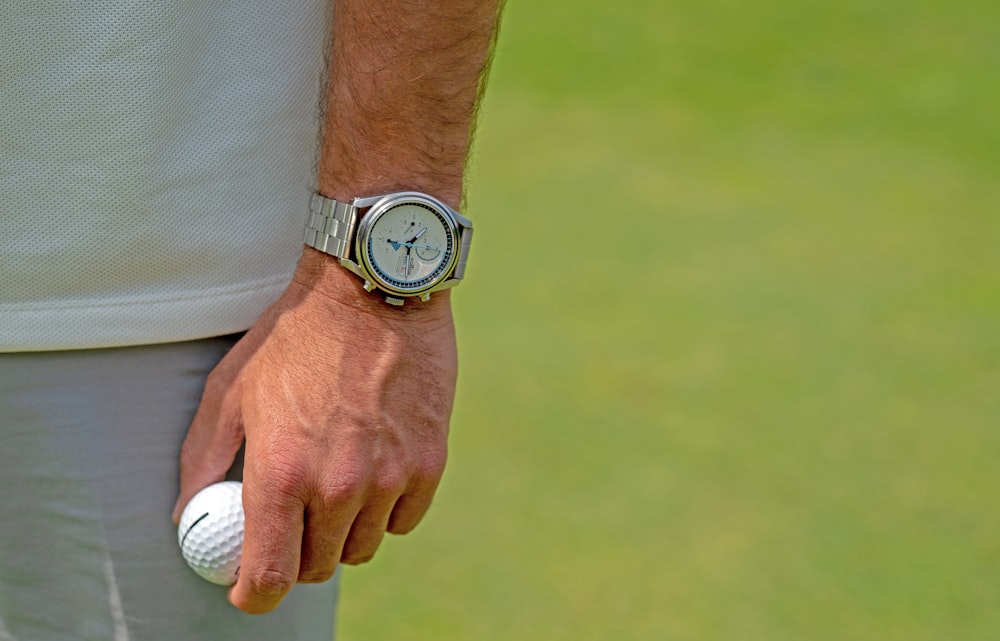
[
  {"xmin": 171, "ymin": 0, "xmax": 504, "ymax": 615},
  {"xmin": 318, "ymin": 0, "xmax": 501, "ymax": 206}
]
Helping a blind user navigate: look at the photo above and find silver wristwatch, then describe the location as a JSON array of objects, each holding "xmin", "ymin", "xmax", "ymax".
[{"xmin": 304, "ymin": 191, "xmax": 473, "ymax": 305}]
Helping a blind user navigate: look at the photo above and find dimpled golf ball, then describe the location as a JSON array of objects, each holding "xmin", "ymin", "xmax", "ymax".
[{"xmin": 178, "ymin": 481, "xmax": 245, "ymax": 585}]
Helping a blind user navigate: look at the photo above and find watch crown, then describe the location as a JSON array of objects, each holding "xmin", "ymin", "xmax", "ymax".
[{"xmin": 385, "ymin": 296, "xmax": 405, "ymax": 306}]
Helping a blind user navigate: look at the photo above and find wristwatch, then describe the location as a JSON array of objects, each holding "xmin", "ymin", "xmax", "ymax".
[{"xmin": 304, "ymin": 191, "xmax": 473, "ymax": 305}]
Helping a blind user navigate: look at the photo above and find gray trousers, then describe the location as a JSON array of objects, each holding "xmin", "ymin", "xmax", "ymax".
[{"xmin": 0, "ymin": 337, "xmax": 338, "ymax": 641}]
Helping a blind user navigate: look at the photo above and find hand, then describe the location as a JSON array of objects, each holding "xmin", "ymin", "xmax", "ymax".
[
  {"xmin": 388, "ymin": 225, "xmax": 429, "ymax": 252},
  {"xmin": 388, "ymin": 239, "xmax": 443, "ymax": 252},
  {"xmin": 171, "ymin": 248, "xmax": 457, "ymax": 614},
  {"xmin": 402, "ymin": 241, "xmax": 443, "ymax": 251}
]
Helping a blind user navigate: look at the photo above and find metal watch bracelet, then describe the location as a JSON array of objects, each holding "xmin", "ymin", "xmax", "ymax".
[{"xmin": 304, "ymin": 192, "xmax": 357, "ymax": 261}]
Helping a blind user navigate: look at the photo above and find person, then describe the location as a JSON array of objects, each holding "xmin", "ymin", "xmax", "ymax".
[{"xmin": 0, "ymin": 0, "xmax": 504, "ymax": 638}]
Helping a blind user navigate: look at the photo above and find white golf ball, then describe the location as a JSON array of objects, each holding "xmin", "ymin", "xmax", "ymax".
[{"xmin": 178, "ymin": 481, "xmax": 245, "ymax": 585}]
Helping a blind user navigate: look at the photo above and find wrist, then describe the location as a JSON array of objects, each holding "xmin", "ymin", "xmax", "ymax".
[{"xmin": 293, "ymin": 247, "xmax": 453, "ymax": 319}]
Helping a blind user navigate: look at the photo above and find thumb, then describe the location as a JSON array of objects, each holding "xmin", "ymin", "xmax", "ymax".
[{"xmin": 171, "ymin": 372, "xmax": 246, "ymax": 524}]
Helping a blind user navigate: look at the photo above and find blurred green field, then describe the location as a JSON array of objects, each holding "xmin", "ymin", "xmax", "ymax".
[{"xmin": 339, "ymin": 0, "xmax": 1000, "ymax": 639}]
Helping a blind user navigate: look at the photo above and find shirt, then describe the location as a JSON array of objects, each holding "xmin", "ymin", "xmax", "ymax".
[{"xmin": 1, "ymin": 0, "xmax": 328, "ymax": 351}]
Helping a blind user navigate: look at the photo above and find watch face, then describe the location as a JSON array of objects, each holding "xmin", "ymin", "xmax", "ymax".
[{"xmin": 359, "ymin": 197, "xmax": 458, "ymax": 295}]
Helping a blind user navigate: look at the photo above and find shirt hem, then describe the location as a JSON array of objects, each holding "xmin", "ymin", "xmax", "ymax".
[{"xmin": 0, "ymin": 276, "xmax": 292, "ymax": 353}]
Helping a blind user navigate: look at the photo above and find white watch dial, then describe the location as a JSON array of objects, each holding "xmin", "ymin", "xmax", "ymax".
[{"xmin": 363, "ymin": 200, "xmax": 457, "ymax": 294}]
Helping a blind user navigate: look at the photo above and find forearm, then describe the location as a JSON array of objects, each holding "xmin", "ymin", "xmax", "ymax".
[
  {"xmin": 175, "ymin": 2, "xmax": 504, "ymax": 615},
  {"xmin": 317, "ymin": 0, "xmax": 504, "ymax": 209}
]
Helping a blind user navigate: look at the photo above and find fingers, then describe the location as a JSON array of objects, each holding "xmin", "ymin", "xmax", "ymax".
[
  {"xmin": 297, "ymin": 490, "xmax": 361, "ymax": 582},
  {"xmin": 300, "ymin": 468, "xmax": 404, "ymax": 574},
  {"xmin": 387, "ymin": 450, "xmax": 446, "ymax": 535},
  {"xmin": 386, "ymin": 488, "xmax": 436, "ymax": 536},
  {"xmin": 228, "ymin": 472, "xmax": 306, "ymax": 614},
  {"xmin": 171, "ymin": 371, "xmax": 245, "ymax": 524},
  {"xmin": 230, "ymin": 472, "xmax": 387, "ymax": 611},
  {"xmin": 227, "ymin": 455, "xmax": 444, "ymax": 613},
  {"xmin": 339, "ymin": 502, "xmax": 393, "ymax": 566},
  {"xmin": 265, "ymin": 461, "xmax": 434, "ymax": 586}
]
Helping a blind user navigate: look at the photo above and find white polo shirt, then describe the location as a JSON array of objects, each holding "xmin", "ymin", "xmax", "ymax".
[{"xmin": 0, "ymin": 1, "xmax": 329, "ymax": 351}]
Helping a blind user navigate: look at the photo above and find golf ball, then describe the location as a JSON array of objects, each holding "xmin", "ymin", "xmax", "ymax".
[{"xmin": 178, "ymin": 481, "xmax": 245, "ymax": 585}]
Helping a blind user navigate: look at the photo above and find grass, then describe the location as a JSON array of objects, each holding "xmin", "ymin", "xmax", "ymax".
[{"xmin": 338, "ymin": 0, "xmax": 1000, "ymax": 638}]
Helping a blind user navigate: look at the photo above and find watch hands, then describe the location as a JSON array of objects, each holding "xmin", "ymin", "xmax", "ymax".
[
  {"xmin": 388, "ymin": 227, "xmax": 427, "ymax": 252},
  {"xmin": 396, "ymin": 241, "xmax": 441, "ymax": 251}
]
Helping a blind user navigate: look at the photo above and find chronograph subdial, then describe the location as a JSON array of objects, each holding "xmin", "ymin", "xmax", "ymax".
[{"xmin": 415, "ymin": 244, "xmax": 441, "ymax": 262}]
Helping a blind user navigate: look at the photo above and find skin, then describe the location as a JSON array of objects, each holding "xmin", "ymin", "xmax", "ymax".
[{"xmin": 171, "ymin": 0, "xmax": 504, "ymax": 615}]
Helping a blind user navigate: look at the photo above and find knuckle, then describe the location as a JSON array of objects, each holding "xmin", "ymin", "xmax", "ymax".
[
  {"xmin": 319, "ymin": 471, "xmax": 365, "ymax": 506},
  {"xmin": 266, "ymin": 463, "xmax": 310, "ymax": 499},
  {"xmin": 245, "ymin": 568, "xmax": 296, "ymax": 597},
  {"xmin": 414, "ymin": 448, "xmax": 447, "ymax": 482},
  {"xmin": 372, "ymin": 468, "xmax": 407, "ymax": 498}
]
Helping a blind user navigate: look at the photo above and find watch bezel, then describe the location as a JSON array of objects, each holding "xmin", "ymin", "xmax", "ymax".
[{"xmin": 354, "ymin": 192, "xmax": 461, "ymax": 297}]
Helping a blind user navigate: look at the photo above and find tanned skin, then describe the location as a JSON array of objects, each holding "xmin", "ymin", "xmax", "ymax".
[{"xmin": 172, "ymin": 0, "xmax": 505, "ymax": 615}]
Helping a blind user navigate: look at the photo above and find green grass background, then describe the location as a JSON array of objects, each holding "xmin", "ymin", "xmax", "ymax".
[{"xmin": 339, "ymin": 0, "xmax": 999, "ymax": 638}]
